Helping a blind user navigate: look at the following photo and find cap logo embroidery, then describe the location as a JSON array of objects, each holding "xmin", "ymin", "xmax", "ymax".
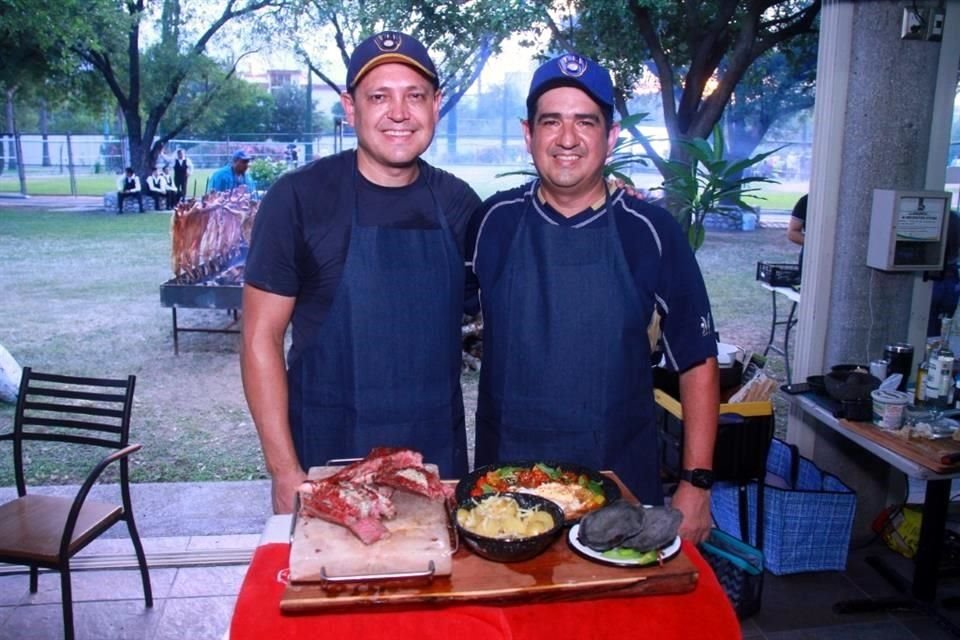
[
  {"xmin": 375, "ymin": 32, "xmax": 402, "ymax": 52},
  {"xmin": 558, "ymin": 54, "xmax": 588, "ymax": 78}
]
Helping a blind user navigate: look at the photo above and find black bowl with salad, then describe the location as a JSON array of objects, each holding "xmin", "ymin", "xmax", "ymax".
[{"xmin": 455, "ymin": 461, "xmax": 621, "ymax": 525}]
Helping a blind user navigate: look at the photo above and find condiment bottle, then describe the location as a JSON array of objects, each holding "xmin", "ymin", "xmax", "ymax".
[
  {"xmin": 916, "ymin": 343, "xmax": 933, "ymax": 406},
  {"xmin": 925, "ymin": 316, "xmax": 955, "ymax": 411}
]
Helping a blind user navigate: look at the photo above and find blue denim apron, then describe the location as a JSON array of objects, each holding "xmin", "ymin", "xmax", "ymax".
[
  {"xmin": 474, "ymin": 185, "xmax": 661, "ymax": 503},
  {"xmin": 287, "ymin": 162, "xmax": 467, "ymax": 478}
]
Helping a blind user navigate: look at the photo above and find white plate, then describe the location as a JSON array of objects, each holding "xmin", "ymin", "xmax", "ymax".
[{"xmin": 567, "ymin": 524, "xmax": 682, "ymax": 567}]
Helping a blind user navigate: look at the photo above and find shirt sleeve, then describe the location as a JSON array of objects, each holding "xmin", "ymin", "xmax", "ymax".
[
  {"xmin": 656, "ymin": 216, "xmax": 717, "ymax": 372},
  {"xmin": 244, "ymin": 175, "xmax": 301, "ymax": 297},
  {"xmin": 463, "ymin": 201, "xmax": 486, "ymax": 317}
]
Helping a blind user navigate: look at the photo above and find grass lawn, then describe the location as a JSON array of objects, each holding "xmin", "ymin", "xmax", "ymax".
[{"xmin": 0, "ymin": 206, "xmax": 798, "ymax": 486}]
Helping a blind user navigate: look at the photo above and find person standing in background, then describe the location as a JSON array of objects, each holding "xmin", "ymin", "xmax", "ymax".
[
  {"xmin": 928, "ymin": 209, "xmax": 960, "ymax": 336},
  {"xmin": 787, "ymin": 194, "xmax": 807, "ymax": 271},
  {"xmin": 209, "ymin": 150, "xmax": 256, "ymax": 193},
  {"xmin": 172, "ymin": 149, "xmax": 193, "ymax": 202}
]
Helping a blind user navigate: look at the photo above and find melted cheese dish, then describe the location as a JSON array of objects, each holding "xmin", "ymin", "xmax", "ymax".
[{"xmin": 513, "ymin": 482, "xmax": 597, "ymax": 520}]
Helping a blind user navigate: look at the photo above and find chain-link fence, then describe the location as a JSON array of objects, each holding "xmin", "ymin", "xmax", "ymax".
[{"xmin": 0, "ymin": 128, "xmax": 817, "ymax": 197}]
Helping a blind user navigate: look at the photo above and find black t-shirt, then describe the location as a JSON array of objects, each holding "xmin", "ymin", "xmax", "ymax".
[{"xmin": 245, "ymin": 150, "xmax": 480, "ymax": 358}]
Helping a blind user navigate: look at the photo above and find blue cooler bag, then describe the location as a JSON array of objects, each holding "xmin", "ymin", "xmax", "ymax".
[{"xmin": 711, "ymin": 438, "xmax": 857, "ymax": 575}]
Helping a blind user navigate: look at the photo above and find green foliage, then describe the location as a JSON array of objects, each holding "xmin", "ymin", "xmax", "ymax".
[
  {"xmin": 657, "ymin": 126, "xmax": 782, "ymax": 252},
  {"xmin": 605, "ymin": 113, "xmax": 650, "ymax": 186},
  {"xmin": 248, "ymin": 158, "xmax": 287, "ymax": 191},
  {"xmin": 541, "ymin": 0, "xmax": 820, "ymax": 171},
  {"xmin": 293, "ymin": 0, "xmax": 544, "ymax": 117}
]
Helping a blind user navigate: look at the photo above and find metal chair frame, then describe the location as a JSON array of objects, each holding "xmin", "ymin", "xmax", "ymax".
[{"xmin": 0, "ymin": 367, "xmax": 153, "ymax": 640}]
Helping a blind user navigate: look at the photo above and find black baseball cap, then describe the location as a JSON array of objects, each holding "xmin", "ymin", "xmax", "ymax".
[
  {"xmin": 346, "ymin": 31, "xmax": 439, "ymax": 90},
  {"xmin": 526, "ymin": 53, "xmax": 615, "ymax": 114}
]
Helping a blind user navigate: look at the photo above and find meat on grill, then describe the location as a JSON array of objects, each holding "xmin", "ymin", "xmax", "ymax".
[
  {"xmin": 170, "ymin": 188, "xmax": 259, "ymax": 276},
  {"xmin": 298, "ymin": 447, "xmax": 446, "ymax": 544}
]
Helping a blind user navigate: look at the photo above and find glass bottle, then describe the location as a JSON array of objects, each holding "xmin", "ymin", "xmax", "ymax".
[
  {"xmin": 915, "ymin": 343, "xmax": 933, "ymax": 406},
  {"xmin": 925, "ymin": 316, "xmax": 955, "ymax": 412}
]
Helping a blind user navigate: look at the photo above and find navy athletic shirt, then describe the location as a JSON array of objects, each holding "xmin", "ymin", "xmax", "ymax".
[
  {"xmin": 245, "ymin": 150, "xmax": 480, "ymax": 363},
  {"xmin": 465, "ymin": 181, "xmax": 717, "ymax": 373}
]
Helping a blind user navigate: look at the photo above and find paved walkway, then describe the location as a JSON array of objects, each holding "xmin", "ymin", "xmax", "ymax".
[{"xmin": 0, "ymin": 480, "xmax": 272, "ymax": 640}]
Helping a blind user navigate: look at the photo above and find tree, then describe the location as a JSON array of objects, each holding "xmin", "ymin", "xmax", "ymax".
[
  {"xmin": 289, "ymin": 0, "xmax": 542, "ymax": 118},
  {"xmin": 723, "ymin": 30, "xmax": 817, "ymax": 170},
  {"xmin": 68, "ymin": 0, "xmax": 285, "ymax": 176},
  {"xmin": 538, "ymin": 0, "xmax": 821, "ymax": 174}
]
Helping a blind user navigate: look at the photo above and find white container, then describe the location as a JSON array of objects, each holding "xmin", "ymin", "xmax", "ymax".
[{"xmin": 871, "ymin": 389, "xmax": 910, "ymax": 430}]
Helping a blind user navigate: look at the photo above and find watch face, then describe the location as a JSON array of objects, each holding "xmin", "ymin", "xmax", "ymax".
[{"xmin": 685, "ymin": 469, "xmax": 714, "ymax": 488}]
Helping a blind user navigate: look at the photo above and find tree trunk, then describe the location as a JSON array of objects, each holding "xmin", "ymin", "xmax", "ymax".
[{"xmin": 446, "ymin": 104, "xmax": 457, "ymax": 156}]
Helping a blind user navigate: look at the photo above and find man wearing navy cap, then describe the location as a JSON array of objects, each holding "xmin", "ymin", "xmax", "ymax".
[
  {"xmin": 466, "ymin": 54, "xmax": 719, "ymax": 543},
  {"xmin": 209, "ymin": 149, "xmax": 256, "ymax": 193},
  {"xmin": 242, "ymin": 32, "xmax": 479, "ymax": 513}
]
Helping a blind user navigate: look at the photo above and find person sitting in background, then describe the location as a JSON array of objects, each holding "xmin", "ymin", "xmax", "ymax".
[
  {"xmin": 928, "ymin": 209, "xmax": 960, "ymax": 336},
  {"xmin": 161, "ymin": 166, "xmax": 178, "ymax": 209},
  {"xmin": 209, "ymin": 150, "xmax": 256, "ymax": 193},
  {"xmin": 787, "ymin": 194, "xmax": 807, "ymax": 271},
  {"xmin": 116, "ymin": 167, "xmax": 144, "ymax": 214},
  {"xmin": 145, "ymin": 167, "xmax": 167, "ymax": 210}
]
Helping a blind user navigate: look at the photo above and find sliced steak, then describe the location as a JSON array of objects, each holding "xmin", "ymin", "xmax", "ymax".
[
  {"xmin": 374, "ymin": 465, "xmax": 448, "ymax": 501},
  {"xmin": 330, "ymin": 447, "xmax": 425, "ymax": 484},
  {"xmin": 299, "ymin": 479, "xmax": 396, "ymax": 544}
]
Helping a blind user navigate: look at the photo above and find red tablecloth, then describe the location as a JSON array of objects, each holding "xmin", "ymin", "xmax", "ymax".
[{"xmin": 230, "ymin": 541, "xmax": 740, "ymax": 640}]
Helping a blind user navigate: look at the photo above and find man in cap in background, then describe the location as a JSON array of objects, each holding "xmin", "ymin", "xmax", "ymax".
[
  {"xmin": 209, "ymin": 149, "xmax": 256, "ymax": 193},
  {"xmin": 241, "ymin": 32, "xmax": 480, "ymax": 513},
  {"xmin": 465, "ymin": 53, "xmax": 719, "ymax": 542}
]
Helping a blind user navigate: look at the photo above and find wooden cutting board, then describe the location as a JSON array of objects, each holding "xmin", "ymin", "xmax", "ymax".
[
  {"xmin": 280, "ymin": 473, "xmax": 698, "ymax": 614},
  {"xmin": 288, "ymin": 465, "xmax": 453, "ymax": 583},
  {"xmin": 838, "ymin": 418, "xmax": 960, "ymax": 473}
]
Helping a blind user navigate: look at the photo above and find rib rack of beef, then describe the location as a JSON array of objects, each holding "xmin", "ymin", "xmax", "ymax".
[{"xmin": 298, "ymin": 447, "xmax": 448, "ymax": 545}]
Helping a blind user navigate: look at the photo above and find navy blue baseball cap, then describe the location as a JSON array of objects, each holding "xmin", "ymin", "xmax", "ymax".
[
  {"xmin": 526, "ymin": 53, "xmax": 614, "ymax": 114},
  {"xmin": 346, "ymin": 31, "xmax": 439, "ymax": 90},
  {"xmin": 232, "ymin": 149, "xmax": 251, "ymax": 161}
]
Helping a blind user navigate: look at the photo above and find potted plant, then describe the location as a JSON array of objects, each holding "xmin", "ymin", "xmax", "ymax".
[{"xmin": 656, "ymin": 126, "xmax": 782, "ymax": 252}]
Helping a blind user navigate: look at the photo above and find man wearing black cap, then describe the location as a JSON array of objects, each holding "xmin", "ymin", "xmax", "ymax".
[
  {"xmin": 209, "ymin": 150, "xmax": 256, "ymax": 193},
  {"xmin": 241, "ymin": 32, "xmax": 479, "ymax": 513},
  {"xmin": 466, "ymin": 54, "xmax": 719, "ymax": 543}
]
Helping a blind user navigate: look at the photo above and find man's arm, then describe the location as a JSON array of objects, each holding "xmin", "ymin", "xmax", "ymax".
[
  {"xmin": 240, "ymin": 284, "xmax": 304, "ymax": 514},
  {"xmin": 787, "ymin": 216, "xmax": 805, "ymax": 245},
  {"xmin": 672, "ymin": 356, "xmax": 719, "ymax": 544}
]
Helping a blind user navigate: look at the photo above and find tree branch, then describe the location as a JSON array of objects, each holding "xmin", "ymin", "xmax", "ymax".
[{"xmin": 627, "ymin": 0, "xmax": 678, "ymax": 138}]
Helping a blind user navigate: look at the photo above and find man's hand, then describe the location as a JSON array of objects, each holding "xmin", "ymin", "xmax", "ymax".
[
  {"xmin": 671, "ymin": 482, "xmax": 712, "ymax": 544},
  {"xmin": 272, "ymin": 467, "xmax": 307, "ymax": 514}
]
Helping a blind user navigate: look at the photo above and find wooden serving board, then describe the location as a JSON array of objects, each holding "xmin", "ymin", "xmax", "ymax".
[
  {"xmin": 280, "ymin": 473, "xmax": 698, "ymax": 614},
  {"xmin": 288, "ymin": 465, "xmax": 453, "ymax": 583},
  {"xmin": 838, "ymin": 418, "xmax": 960, "ymax": 474}
]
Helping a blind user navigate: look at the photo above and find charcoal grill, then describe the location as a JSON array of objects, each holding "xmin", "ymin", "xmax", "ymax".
[{"xmin": 159, "ymin": 246, "xmax": 247, "ymax": 354}]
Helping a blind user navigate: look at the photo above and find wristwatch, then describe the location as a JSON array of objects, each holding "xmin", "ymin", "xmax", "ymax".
[{"xmin": 680, "ymin": 468, "xmax": 715, "ymax": 489}]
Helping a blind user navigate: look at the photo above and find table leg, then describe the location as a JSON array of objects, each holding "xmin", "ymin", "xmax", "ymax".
[
  {"xmin": 782, "ymin": 301, "xmax": 797, "ymax": 385},
  {"xmin": 172, "ymin": 307, "xmax": 180, "ymax": 356},
  {"xmin": 763, "ymin": 290, "xmax": 779, "ymax": 357},
  {"xmin": 833, "ymin": 477, "xmax": 960, "ymax": 635},
  {"xmin": 914, "ymin": 478, "xmax": 950, "ymax": 601}
]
